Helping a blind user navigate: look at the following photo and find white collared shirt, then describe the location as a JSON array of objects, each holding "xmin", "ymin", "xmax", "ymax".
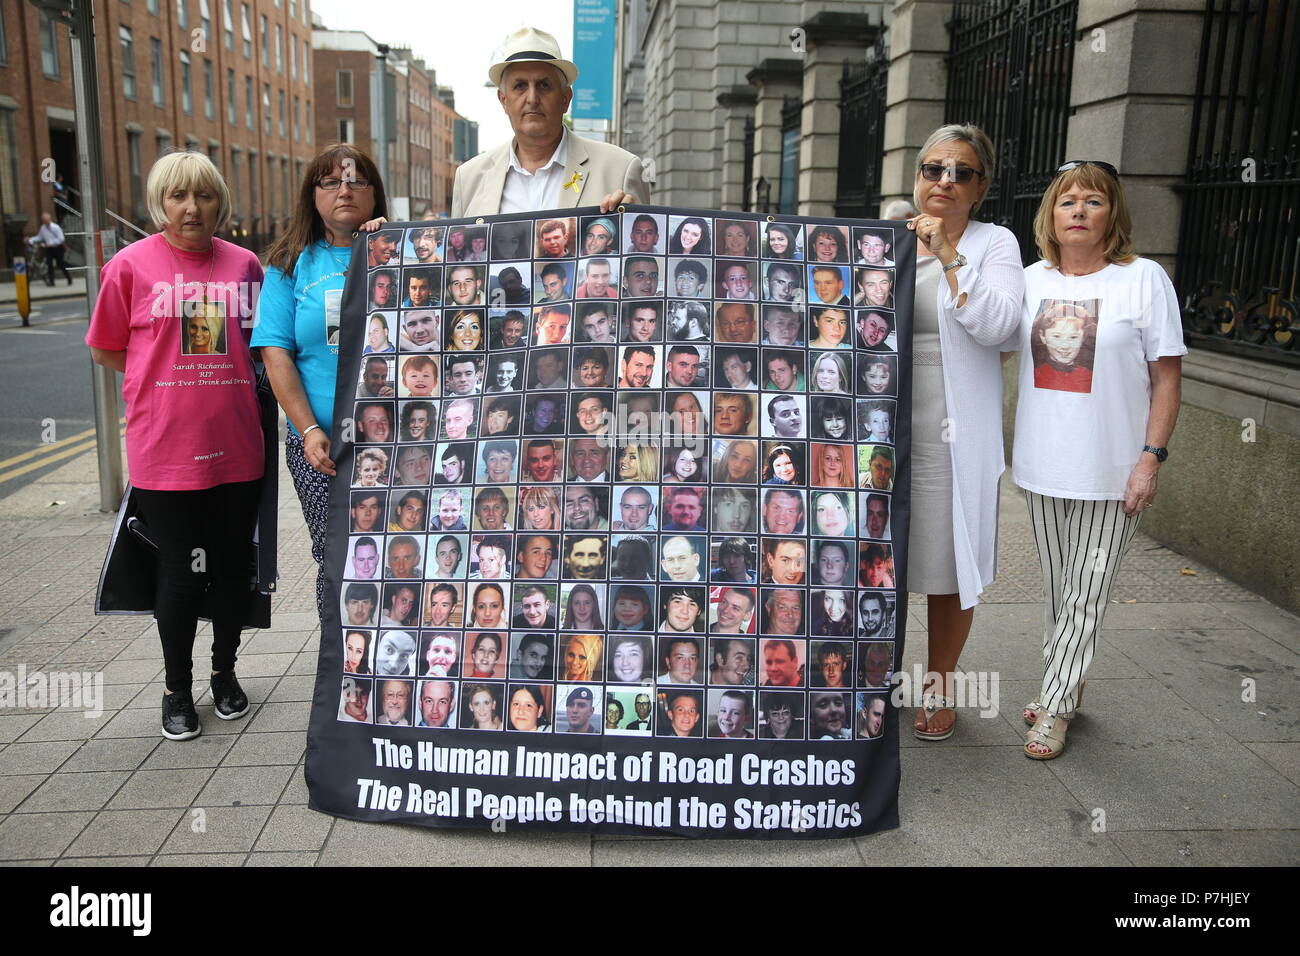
[{"xmin": 500, "ymin": 128, "xmax": 571, "ymax": 215}]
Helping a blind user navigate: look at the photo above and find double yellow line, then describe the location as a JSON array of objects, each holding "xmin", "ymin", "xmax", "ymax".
[{"xmin": 0, "ymin": 419, "xmax": 126, "ymax": 486}]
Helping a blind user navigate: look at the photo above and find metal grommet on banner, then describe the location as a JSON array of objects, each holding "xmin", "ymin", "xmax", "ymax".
[
  {"xmin": 475, "ymin": 218, "xmax": 485, "ymax": 225},
  {"xmin": 616, "ymin": 204, "xmax": 627, "ymax": 214},
  {"xmin": 766, "ymin": 215, "xmax": 775, "ymax": 223}
]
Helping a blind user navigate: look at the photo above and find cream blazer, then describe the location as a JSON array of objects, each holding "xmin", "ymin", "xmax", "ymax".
[
  {"xmin": 925, "ymin": 219, "xmax": 1025, "ymax": 609},
  {"xmin": 451, "ymin": 134, "xmax": 651, "ymax": 219}
]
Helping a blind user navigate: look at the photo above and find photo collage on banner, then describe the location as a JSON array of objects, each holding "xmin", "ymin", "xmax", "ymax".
[{"xmin": 337, "ymin": 212, "xmax": 904, "ymax": 745}]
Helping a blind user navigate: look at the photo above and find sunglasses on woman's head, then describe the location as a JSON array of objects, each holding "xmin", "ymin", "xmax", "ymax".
[
  {"xmin": 918, "ymin": 163, "xmax": 984, "ymax": 184},
  {"xmin": 1057, "ymin": 160, "xmax": 1119, "ymax": 179}
]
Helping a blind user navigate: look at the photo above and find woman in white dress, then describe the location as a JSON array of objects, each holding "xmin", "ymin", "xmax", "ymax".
[{"xmin": 905, "ymin": 125, "xmax": 1025, "ymax": 740}]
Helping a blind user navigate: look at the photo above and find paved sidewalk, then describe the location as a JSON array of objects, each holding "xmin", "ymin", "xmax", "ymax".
[
  {"xmin": 0, "ymin": 275, "xmax": 87, "ymax": 308},
  {"xmin": 0, "ymin": 446, "xmax": 1296, "ymax": 866}
]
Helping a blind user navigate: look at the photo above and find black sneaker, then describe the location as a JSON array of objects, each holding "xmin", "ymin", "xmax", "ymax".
[
  {"xmin": 210, "ymin": 671, "xmax": 250, "ymax": 720},
  {"xmin": 162, "ymin": 690, "xmax": 201, "ymax": 741}
]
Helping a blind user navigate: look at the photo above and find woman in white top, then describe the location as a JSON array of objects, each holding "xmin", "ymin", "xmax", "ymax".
[
  {"xmin": 1013, "ymin": 161, "xmax": 1185, "ymax": 759},
  {"xmin": 905, "ymin": 125, "xmax": 1025, "ymax": 741}
]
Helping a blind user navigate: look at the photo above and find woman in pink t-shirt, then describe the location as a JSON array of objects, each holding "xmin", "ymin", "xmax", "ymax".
[{"xmin": 87, "ymin": 151, "xmax": 265, "ymax": 743}]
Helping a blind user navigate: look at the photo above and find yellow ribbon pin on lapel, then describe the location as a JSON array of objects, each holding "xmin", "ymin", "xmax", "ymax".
[{"xmin": 563, "ymin": 171, "xmax": 583, "ymax": 193}]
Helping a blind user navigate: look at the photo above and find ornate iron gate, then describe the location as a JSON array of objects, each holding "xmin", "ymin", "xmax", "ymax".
[
  {"xmin": 836, "ymin": 31, "xmax": 890, "ymax": 219},
  {"xmin": 1175, "ymin": 0, "xmax": 1300, "ymax": 366},
  {"xmin": 944, "ymin": 0, "xmax": 1078, "ymax": 263}
]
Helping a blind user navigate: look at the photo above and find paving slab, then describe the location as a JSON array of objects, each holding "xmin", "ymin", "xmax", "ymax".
[
  {"xmin": 107, "ymin": 768, "xmax": 213, "ymax": 809},
  {"xmin": 0, "ymin": 811, "xmax": 95, "ymax": 860},
  {"xmin": 65, "ymin": 808, "xmax": 188, "ymax": 857},
  {"xmin": 319, "ymin": 816, "xmax": 591, "ymax": 866},
  {"xmin": 1109, "ymin": 628, "xmax": 1300, "ymax": 743},
  {"xmin": 252, "ymin": 805, "xmax": 334, "ymax": 852},
  {"xmin": 197, "ymin": 765, "xmax": 294, "ymax": 807},
  {"xmin": 161, "ymin": 805, "xmax": 273, "ymax": 854},
  {"xmin": 1110, "ymin": 829, "xmax": 1300, "ymax": 866},
  {"xmin": 219, "ymin": 731, "xmax": 305, "ymax": 767},
  {"xmin": 61, "ymin": 737, "xmax": 159, "ymax": 773},
  {"xmin": 18, "ymin": 771, "xmax": 131, "ymax": 813}
]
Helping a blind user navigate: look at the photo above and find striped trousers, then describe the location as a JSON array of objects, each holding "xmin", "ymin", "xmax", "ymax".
[{"xmin": 1024, "ymin": 491, "xmax": 1142, "ymax": 717}]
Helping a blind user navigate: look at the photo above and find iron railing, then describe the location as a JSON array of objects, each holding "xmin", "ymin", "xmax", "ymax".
[
  {"xmin": 1174, "ymin": 0, "xmax": 1300, "ymax": 366},
  {"xmin": 742, "ymin": 116, "xmax": 755, "ymax": 212},
  {"xmin": 779, "ymin": 95, "xmax": 802, "ymax": 214},
  {"xmin": 836, "ymin": 33, "xmax": 889, "ymax": 219},
  {"xmin": 945, "ymin": 0, "xmax": 1078, "ymax": 263}
]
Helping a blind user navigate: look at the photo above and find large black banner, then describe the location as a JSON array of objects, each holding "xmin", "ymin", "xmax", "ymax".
[{"xmin": 305, "ymin": 207, "xmax": 912, "ymax": 837}]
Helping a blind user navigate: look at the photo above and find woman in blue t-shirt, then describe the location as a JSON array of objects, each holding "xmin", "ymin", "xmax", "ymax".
[{"xmin": 252, "ymin": 145, "xmax": 389, "ymax": 616}]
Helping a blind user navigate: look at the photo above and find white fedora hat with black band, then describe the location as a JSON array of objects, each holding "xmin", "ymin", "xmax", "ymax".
[{"xmin": 488, "ymin": 27, "xmax": 579, "ymax": 87}]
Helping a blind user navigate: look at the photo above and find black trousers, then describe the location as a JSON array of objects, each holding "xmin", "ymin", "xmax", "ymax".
[
  {"xmin": 133, "ymin": 479, "xmax": 261, "ymax": 691},
  {"xmin": 44, "ymin": 243, "xmax": 71, "ymax": 284}
]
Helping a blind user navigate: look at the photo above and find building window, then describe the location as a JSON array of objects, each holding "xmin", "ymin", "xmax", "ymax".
[
  {"xmin": 127, "ymin": 129, "xmax": 144, "ymax": 220},
  {"xmin": 337, "ymin": 70, "xmax": 353, "ymax": 107},
  {"xmin": 0, "ymin": 108, "xmax": 20, "ymax": 217},
  {"xmin": 290, "ymin": 34, "xmax": 296, "ymax": 80},
  {"xmin": 245, "ymin": 75, "xmax": 254, "ymax": 129},
  {"xmin": 226, "ymin": 68, "xmax": 236, "ymax": 125},
  {"xmin": 241, "ymin": 4, "xmax": 251, "ymax": 58},
  {"xmin": 148, "ymin": 0, "xmax": 159, "ymax": 14},
  {"xmin": 150, "ymin": 38, "xmax": 165, "ymax": 106},
  {"xmin": 278, "ymin": 89, "xmax": 286, "ymax": 136},
  {"xmin": 177, "ymin": 0, "xmax": 188, "ymax": 31},
  {"xmin": 267, "ymin": 155, "xmax": 276, "ymax": 220},
  {"xmin": 290, "ymin": 0, "xmax": 297, "ymax": 16},
  {"xmin": 208, "ymin": 143, "xmax": 218, "ymax": 165},
  {"xmin": 301, "ymin": 38, "xmax": 308, "ymax": 84},
  {"xmin": 339, "ymin": 118, "xmax": 354, "ymax": 144},
  {"xmin": 180, "ymin": 51, "xmax": 193, "ymax": 113},
  {"xmin": 281, "ymin": 158, "xmax": 289, "ymax": 221},
  {"xmin": 262, "ymin": 83, "xmax": 271, "ymax": 134},
  {"xmin": 204, "ymin": 59, "xmax": 214, "ymax": 119},
  {"xmin": 249, "ymin": 150, "xmax": 259, "ymax": 217},
  {"xmin": 39, "ymin": 9, "xmax": 60, "ymax": 78},
  {"xmin": 274, "ymin": 24, "xmax": 282, "ymax": 73},
  {"xmin": 259, "ymin": 15, "xmax": 268, "ymax": 67},
  {"xmin": 156, "ymin": 132, "xmax": 171, "ymax": 158},
  {"xmin": 120, "ymin": 27, "xmax": 137, "ymax": 100},
  {"xmin": 222, "ymin": 0, "xmax": 233, "ymax": 50},
  {"xmin": 293, "ymin": 95, "xmax": 300, "ymax": 140},
  {"xmin": 199, "ymin": 0, "xmax": 211, "ymax": 43},
  {"xmin": 305, "ymin": 100, "xmax": 312, "ymax": 144},
  {"xmin": 0, "ymin": 3, "xmax": 8, "ymax": 66}
]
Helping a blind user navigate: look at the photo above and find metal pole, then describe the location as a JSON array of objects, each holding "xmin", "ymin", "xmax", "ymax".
[
  {"xmin": 67, "ymin": 0, "xmax": 124, "ymax": 508},
  {"xmin": 375, "ymin": 45, "xmax": 390, "ymax": 187}
]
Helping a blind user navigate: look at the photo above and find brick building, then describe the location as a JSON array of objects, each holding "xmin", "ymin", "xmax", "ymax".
[
  {"xmin": 312, "ymin": 26, "xmax": 473, "ymax": 220},
  {"xmin": 0, "ymin": 0, "xmax": 317, "ymax": 262}
]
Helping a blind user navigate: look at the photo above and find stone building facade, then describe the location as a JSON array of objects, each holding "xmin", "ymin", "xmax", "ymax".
[{"xmin": 613, "ymin": 0, "xmax": 1300, "ymax": 611}]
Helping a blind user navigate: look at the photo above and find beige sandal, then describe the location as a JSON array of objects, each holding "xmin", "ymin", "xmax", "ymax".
[
  {"xmin": 1023, "ymin": 681, "xmax": 1085, "ymax": 726},
  {"xmin": 914, "ymin": 693, "xmax": 957, "ymax": 741},
  {"xmin": 1024, "ymin": 712, "xmax": 1071, "ymax": 760}
]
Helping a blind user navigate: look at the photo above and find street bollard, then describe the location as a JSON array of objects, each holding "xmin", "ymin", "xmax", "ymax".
[{"xmin": 13, "ymin": 257, "xmax": 30, "ymax": 327}]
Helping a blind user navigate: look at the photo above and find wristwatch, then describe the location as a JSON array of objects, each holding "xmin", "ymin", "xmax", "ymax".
[
  {"xmin": 942, "ymin": 252, "xmax": 967, "ymax": 274},
  {"xmin": 1142, "ymin": 445, "xmax": 1168, "ymax": 463}
]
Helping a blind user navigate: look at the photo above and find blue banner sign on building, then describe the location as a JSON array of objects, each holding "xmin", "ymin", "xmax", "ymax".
[{"xmin": 572, "ymin": 0, "xmax": 616, "ymax": 121}]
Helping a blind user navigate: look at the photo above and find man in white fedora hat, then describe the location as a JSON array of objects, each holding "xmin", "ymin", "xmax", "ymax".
[{"xmin": 451, "ymin": 26, "xmax": 652, "ymax": 218}]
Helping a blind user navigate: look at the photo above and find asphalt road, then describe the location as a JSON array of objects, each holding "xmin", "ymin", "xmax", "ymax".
[{"xmin": 0, "ymin": 298, "xmax": 120, "ymax": 498}]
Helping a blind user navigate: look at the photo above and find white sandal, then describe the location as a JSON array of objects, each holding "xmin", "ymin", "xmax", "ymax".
[{"xmin": 914, "ymin": 692, "xmax": 957, "ymax": 741}]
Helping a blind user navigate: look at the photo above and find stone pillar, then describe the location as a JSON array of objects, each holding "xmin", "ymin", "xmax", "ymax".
[
  {"xmin": 1068, "ymin": 0, "xmax": 1204, "ymax": 272},
  {"xmin": 716, "ymin": 86, "xmax": 758, "ymax": 211},
  {"xmin": 880, "ymin": 0, "xmax": 952, "ymax": 210},
  {"xmin": 797, "ymin": 11, "xmax": 876, "ymax": 217},
  {"xmin": 746, "ymin": 58, "xmax": 803, "ymax": 213}
]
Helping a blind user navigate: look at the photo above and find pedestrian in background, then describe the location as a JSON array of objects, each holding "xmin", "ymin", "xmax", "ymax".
[{"xmin": 35, "ymin": 211, "xmax": 72, "ymax": 285}]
